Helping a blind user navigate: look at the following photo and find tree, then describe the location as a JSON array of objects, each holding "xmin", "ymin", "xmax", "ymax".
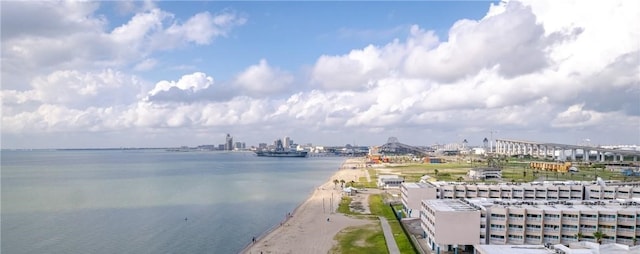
[
  {"xmin": 340, "ymin": 179, "xmax": 346, "ymax": 188},
  {"xmin": 593, "ymin": 230, "xmax": 607, "ymax": 244},
  {"xmin": 457, "ymin": 177, "xmax": 464, "ymax": 182},
  {"xmin": 333, "ymin": 179, "xmax": 339, "ymax": 188},
  {"xmin": 575, "ymin": 232, "xmax": 584, "ymax": 241},
  {"xmin": 633, "ymin": 237, "xmax": 637, "ymax": 246},
  {"xmin": 434, "ymin": 169, "xmax": 439, "ymax": 176}
]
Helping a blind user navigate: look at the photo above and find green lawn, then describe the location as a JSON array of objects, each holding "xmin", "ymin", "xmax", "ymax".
[
  {"xmin": 330, "ymin": 224, "xmax": 388, "ymax": 254},
  {"xmin": 369, "ymin": 194, "xmax": 416, "ymax": 254},
  {"xmin": 370, "ymin": 160, "xmax": 640, "ymax": 183}
]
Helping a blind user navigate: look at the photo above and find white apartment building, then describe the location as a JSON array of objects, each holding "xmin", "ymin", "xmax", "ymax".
[
  {"xmin": 402, "ymin": 181, "xmax": 640, "ymax": 218},
  {"xmin": 400, "ymin": 182, "xmax": 437, "ymax": 218},
  {"xmin": 420, "ymin": 198, "xmax": 640, "ymax": 254},
  {"xmin": 405, "ymin": 181, "xmax": 640, "ymax": 201},
  {"xmin": 421, "ymin": 199, "xmax": 482, "ymax": 254}
]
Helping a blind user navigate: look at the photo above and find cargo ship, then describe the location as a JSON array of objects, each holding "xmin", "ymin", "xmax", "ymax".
[{"xmin": 255, "ymin": 139, "xmax": 308, "ymax": 158}]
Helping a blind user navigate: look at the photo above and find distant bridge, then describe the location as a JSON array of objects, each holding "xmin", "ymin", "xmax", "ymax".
[
  {"xmin": 494, "ymin": 138, "xmax": 640, "ymax": 163},
  {"xmin": 377, "ymin": 137, "xmax": 428, "ymax": 156}
]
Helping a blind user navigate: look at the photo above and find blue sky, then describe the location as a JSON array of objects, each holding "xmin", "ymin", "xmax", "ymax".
[
  {"xmin": 108, "ymin": 1, "xmax": 495, "ymax": 83},
  {"xmin": 1, "ymin": 0, "xmax": 639, "ymax": 149}
]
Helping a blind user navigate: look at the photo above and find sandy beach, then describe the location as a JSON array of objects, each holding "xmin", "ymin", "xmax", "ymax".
[{"xmin": 242, "ymin": 158, "xmax": 373, "ymax": 254}]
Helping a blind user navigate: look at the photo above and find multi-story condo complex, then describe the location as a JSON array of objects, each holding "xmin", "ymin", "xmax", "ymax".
[
  {"xmin": 402, "ymin": 181, "xmax": 640, "ymax": 218},
  {"xmin": 420, "ymin": 198, "xmax": 640, "ymax": 254}
]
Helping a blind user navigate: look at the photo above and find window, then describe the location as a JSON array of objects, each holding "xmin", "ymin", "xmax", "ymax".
[{"xmin": 545, "ymin": 214, "xmax": 561, "ymax": 219}]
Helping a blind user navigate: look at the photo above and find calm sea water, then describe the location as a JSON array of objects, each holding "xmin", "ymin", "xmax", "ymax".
[{"xmin": 1, "ymin": 150, "xmax": 345, "ymax": 254}]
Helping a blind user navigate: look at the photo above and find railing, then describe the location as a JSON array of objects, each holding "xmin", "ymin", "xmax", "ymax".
[
  {"xmin": 618, "ymin": 227, "xmax": 635, "ymax": 233},
  {"xmin": 561, "ymin": 227, "xmax": 578, "ymax": 233},
  {"xmin": 599, "ymin": 217, "xmax": 617, "ymax": 222},
  {"xmin": 526, "ymin": 217, "xmax": 542, "ymax": 222}
]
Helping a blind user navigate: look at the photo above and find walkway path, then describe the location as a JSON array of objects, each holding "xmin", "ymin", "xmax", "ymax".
[{"xmin": 379, "ymin": 216, "xmax": 401, "ymax": 254}]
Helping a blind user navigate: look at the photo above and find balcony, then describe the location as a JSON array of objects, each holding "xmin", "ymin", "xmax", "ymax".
[
  {"xmin": 525, "ymin": 239, "xmax": 542, "ymax": 245},
  {"xmin": 616, "ymin": 238, "xmax": 635, "ymax": 246},
  {"xmin": 490, "ymin": 227, "xmax": 506, "ymax": 232},
  {"xmin": 508, "ymin": 228, "xmax": 524, "ymax": 233},
  {"xmin": 561, "ymin": 227, "xmax": 578, "ymax": 233},
  {"xmin": 617, "ymin": 228, "xmax": 636, "ymax": 236},
  {"xmin": 507, "ymin": 238, "xmax": 524, "ymax": 244},
  {"xmin": 489, "ymin": 239, "xmax": 505, "ymax": 245},
  {"xmin": 617, "ymin": 217, "xmax": 636, "ymax": 225}
]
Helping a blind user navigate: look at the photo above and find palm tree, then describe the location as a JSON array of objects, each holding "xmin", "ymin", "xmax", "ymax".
[
  {"xmin": 333, "ymin": 179, "xmax": 339, "ymax": 188},
  {"xmin": 575, "ymin": 232, "xmax": 584, "ymax": 241},
  {"xmin": 593, "ymin": 230, "xmax": 607, "ymax": 244},
  {"xmin": 340, "ymin": 179, "xmax": 346, "ymax": 188},
  {"xmin": 633, "ymin": 237, "xmax": 637, "ymax": 246},
  {"xmin": 434, "ymin": 169, "xmax": 439, "ymax": 176}
]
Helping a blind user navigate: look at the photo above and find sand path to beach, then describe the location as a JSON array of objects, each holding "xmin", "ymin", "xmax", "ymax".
[{"xmin": 242, "ymin": 158, "xmax": 373, "ymax": 254}]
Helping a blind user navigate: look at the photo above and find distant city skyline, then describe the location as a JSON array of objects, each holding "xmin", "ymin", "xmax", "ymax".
[{"xmin": 1, "ymin": 1, "xmax": 638, "ymax": 149}]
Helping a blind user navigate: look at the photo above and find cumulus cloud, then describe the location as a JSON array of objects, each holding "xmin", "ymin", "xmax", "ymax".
[
  {"xmin": 404, "ymin": 1, "xmax": 554, "ymax": 81},
  {"xmin": 1, "ymin": 3, "xmax": 246, "ymax": 90},
  {"xmin": 147, "ymin": 72, "xmax": 214, "ymax": 97},
  {"xmin": 234, "ymin": 59, "xmax": 294, "ymax": 97},
  {"xmin": 2, "ymin": 69, "xmax": 143, "ymax": 110}
]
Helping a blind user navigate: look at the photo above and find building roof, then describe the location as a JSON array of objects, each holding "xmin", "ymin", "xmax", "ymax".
[
  {"xmin": 474, "ymin": 245, "xmax": 554, "ymax": 254},
  {"xmin": 424, "ymin": 199, "xmax": 479, "ymax": 212},
  {"xmin": 464, "ymin": 199, "xmax": 640, "ymax": 213},
  {"xmin": 470, "ymin": 167, "xmax": 502, "ymax": 172},
  {"xmin": 402, "ymin": 182, "xmax": 430, "ymax": 189},
  {"xmin": 378, "ymin": 174, "xmax": 401, "ymax": 179}
]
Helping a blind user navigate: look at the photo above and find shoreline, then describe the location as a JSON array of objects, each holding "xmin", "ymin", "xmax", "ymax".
[{"xmin": 241, "ymin": 158, "xmax": 370, "ymax": 254}]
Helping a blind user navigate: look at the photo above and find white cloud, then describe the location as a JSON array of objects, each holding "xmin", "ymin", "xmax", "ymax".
[
  {"xmin": 133, "ymin": 58, "xmax": 158, "ymax": 71},
  {"xmin": 1, "ymin": 4, "xmax": 246, "ymax": 90},
  {"xmin": 147, "ymin": 72, "xmax": 214, "ymax": 97},
  {"xmin": 2, "ymin": 69, "xmax": 143, "ymax": 109},
  {"xmin": 234, "ymin": 59, "xmax": 294, "ymax": 96},
  {"xmin": 404, "ymin": 1, "xmax": 551, "ymax": 81}
]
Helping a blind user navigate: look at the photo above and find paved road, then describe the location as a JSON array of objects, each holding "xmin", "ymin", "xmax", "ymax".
[{"xmin": 379, "ymin": 216, "xmax": 401, "ymax": 254}]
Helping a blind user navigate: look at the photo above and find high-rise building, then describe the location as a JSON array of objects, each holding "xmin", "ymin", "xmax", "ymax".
[
  {"xmin": 225, "ymin": 134, "xmax": 233, "ymax": 151},
  {"xmin": 283, "ymin": 136, "xmax": 291, "ymax": 149}
]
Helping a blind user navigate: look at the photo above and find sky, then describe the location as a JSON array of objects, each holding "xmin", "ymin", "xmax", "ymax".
[{"xmin": 1, "ymin": 0, "xmax": 639, "ymax": 149}]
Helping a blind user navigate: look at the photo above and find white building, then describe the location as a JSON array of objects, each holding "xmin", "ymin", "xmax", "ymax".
[
  {"xmin": 407, "ymin": 181, "xmax": 640, "ymax": 200},
  {"xmin": 420, "ymin": 198, "xmax": 640, "ymax": 254},
  {"xmin": 421, "ymin": 199, "xmax": 482, "ymax": 253},
  {"xmin": 401, "ymin": 182, "xmax": 437, "ymax": 218},
  {"xmin": 377, "ymin": 175, "xmax": 404, "ymax": 189},
  {"xmin": 474, "ymin": 243, "xmax": 640, "ymax": 254},
  {"xmin": 468, "ymin": 167, "xmax": 503, "ymax": 180}
]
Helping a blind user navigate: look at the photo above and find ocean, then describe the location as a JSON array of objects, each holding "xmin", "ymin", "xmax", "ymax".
[{"xmin": 1, "ymin": 149, "xmax": 345, "ymax": 254}]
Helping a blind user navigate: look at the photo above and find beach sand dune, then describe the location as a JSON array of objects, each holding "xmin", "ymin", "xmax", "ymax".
[{"xmin": 242, "ymin": 159, "xmax": 372, "ymax": 254}]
